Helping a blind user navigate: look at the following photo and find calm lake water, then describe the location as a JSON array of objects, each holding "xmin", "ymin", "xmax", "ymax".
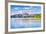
[{"xmin": 10, "ymin": 18, "xmax": 41, "ymax": 29}]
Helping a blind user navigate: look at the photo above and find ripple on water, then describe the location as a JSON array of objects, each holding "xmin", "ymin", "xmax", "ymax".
[{"xmin": 10, "ymin": 18, "xmax": 41, "ymax": 29}]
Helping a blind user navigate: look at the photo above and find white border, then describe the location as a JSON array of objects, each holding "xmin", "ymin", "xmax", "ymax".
[{"xmin": 8, "ymin": 2, "xmax": 44, "ymax": 32}]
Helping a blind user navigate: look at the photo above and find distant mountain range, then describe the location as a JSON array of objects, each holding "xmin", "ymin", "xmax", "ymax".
[{"xmin": 11, "ymin": 9, "xmax": 40, "ymax": 15}]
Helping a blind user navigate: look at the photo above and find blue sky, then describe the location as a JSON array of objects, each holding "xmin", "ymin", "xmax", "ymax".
[{"xmin": 11, "ymin": 5, "xmax": 41, "ymax": 14}]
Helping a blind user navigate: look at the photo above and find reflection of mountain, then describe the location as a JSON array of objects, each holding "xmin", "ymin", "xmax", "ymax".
[{"xmin": 11, "ymin": 18, "xmax": 41, "ymax": 28}]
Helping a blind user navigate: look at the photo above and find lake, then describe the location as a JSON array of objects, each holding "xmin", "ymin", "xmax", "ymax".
[{"xmin": 10, "ymin": 18, "xmax": 41, "ymax": 29}]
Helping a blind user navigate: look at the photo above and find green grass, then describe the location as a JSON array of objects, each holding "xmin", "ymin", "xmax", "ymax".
[
  {"xmin": 24, "ymin": 14, "xmax": 41, "ymax": 20},
  {"xmin": 24, "ymin": 14, "xmax": 41, "ymax": 18},
  {"xmin": 33, "ymin": 14, "xmax": 41, "ymax": 18}
]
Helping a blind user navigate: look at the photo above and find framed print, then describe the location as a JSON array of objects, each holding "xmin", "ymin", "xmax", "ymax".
[{"xmin": 5, "ymin": 1, "xmax": 45, "ymax": 33}]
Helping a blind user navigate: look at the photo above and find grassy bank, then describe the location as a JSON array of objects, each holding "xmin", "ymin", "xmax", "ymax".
[
  {"xmin": 24, "ymin": 14, "xmax": 41, "ymax": 18},
  {"xmin": 33, "ymin": 14, "xmax": 41, "ymax": 18},
  {"xmin": 11, "ymin": 14, "xmax": 41, "ymax": 19}
]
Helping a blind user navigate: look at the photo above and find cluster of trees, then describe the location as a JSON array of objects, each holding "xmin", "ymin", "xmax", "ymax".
[{"xmin": 11, "ymin": 14, "xmax": 41, "ymax": 18}]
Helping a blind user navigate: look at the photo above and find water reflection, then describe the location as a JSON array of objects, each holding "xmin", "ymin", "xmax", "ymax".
[{"xmin": 11, "ymin": 18, "xmax": 41, "ymax": 29}]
